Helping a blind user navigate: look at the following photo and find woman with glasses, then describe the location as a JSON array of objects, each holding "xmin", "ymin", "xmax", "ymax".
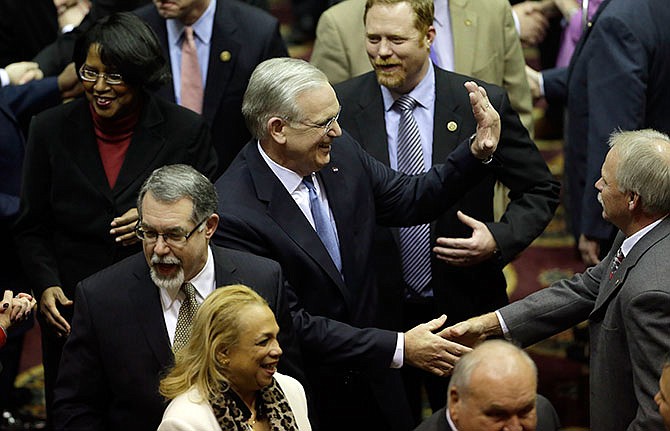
[
  {"xmin": 13, "ymin": 12, "xmax": 216, "ymax": 424},
  {"xmin": 158, "ymin": 285, "xmax": 311, "ymax": 431}
]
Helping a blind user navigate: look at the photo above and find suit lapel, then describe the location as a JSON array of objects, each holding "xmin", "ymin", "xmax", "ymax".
[
  {"xmin": 567, "ymin": 0, "xmax": 613, "ymax": 80},
  {"xmin": 245, "ymin": 145, "xmax": 349, "ymax": 298},
  {"xmin": 591, "ymin": 219, "xmax": 670, "ymax": 316},
  {"xmin": 450, "ymin": 0, "xmax": 477, "ymax": 76},
  {"xmin": 352, "ymin": 74, "xmax": 391, "ymax": 165},
  {"xmin": 212, "ymin": 246, "xmax": 243, "ymax": 286},
  {"xmin": 202, "ymin": 0, "xmax": 239, "ymax": 125},
  {"xmin": 113, "ymin": 95, "xmax": 166, "ymax": 197},
  {"xmin": 127, "ymin": 264, "xmax": 173, "ymax": 369},
  {"xmin": 145, "ymin": 9, "xmax": 175, "ymax": 103},
  {"xmin": 432, "ymin": 68, "xmax": 466, "ymax": 163},
  {"xmin": 62, "ymin": 101, "xmax": 114, "ymax": 203}
]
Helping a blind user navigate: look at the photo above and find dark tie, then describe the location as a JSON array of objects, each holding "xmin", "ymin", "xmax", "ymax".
[
  {"xmin": 180, "ymin": 26, "xmax": 203, "ymax": 114},
  {"xmin": 173, "ymin": 282, "xmax": 199, "ymax": 352},
  {"xmin": 394, "ymin": 95, "xmax": 431, "ymax": 295},
  {"xmin": 303, "ymin": 175, "xmax": 342, "ymax": 272},
  {"xmin": 608, "ymin": 248, "xmax": 624, "ymax": 280}
]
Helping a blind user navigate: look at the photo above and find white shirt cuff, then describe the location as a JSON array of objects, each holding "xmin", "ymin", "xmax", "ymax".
[
  {"xmin": 538, "ymin": 72, "xmax": 546, "ymax": 97},
  {"xmin": 391, "ymin": 332, "xmax": 404, "ymax": 368},
  {"xmin": 0, "ymin": 69, "xmax": 9, "ymax": 87},
  {"xmin": 495, "ymin": 310, "xmax": 513, "ymax": 341}
]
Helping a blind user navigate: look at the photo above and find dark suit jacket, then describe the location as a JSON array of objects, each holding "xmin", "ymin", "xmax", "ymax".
[
  {"xmin": 500, "ymin": 218, "xmax": 670, "ymax": 430},
  {"xmin": 334, "ymin": 69, "xmax": 559, "ymax": 325},
  {"xmin": 0, "ymin": 78, "xmax": 60, "ymax": 222},
  {"xmin": 542, "ymin": 0, "xmax": 670, "ymax": 242},
  {"xmin": 52, "ymin": 246, "xmax": 302, "ymax": 431},
  {"xmin": 13, "ymin": 93, "xmax": 216, "ymax": 304},
  {"xmin": 0, "ymin": 0, "xmax": 58, "ymax": 67},
  {"xmin": 213, "ymin": 133, "xmax": 489, "ymax": 429},
  {"xmin": 134, "ymin": 0, "xmax": 288, "ymax": 177}
]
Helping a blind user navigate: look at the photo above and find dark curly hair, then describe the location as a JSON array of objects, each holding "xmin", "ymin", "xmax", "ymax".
[{"xmin": 73, "ymin": 12, "xmax": 170, "ymax": 90}]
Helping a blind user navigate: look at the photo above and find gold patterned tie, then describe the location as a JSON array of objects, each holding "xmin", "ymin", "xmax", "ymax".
[{"xmin": 173, "ymin": 282, "xmax": 199, "ymax": 352}]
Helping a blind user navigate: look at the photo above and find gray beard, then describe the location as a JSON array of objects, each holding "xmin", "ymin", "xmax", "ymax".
[{"xmin": 150, "ymin": 267, "xmax": 184, "ymax": 290}]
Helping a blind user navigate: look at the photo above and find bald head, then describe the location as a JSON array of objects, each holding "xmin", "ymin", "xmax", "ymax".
[{"xmin": 449, "ymin": 340, "xmax": 538, "ymax": 431}]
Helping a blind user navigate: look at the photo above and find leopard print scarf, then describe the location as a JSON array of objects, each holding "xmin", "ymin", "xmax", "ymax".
[{"xmin": 210, "ymin": 378, "xmax": 299, "ymax": 431}]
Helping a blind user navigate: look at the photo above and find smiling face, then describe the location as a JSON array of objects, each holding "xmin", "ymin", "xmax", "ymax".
[
  {"xmin": 222, "ymin": 304, "xmax": 282, "ymax": 401},
  {"xmin": 275, "ymin": 83, "xmax": 342, "ymax": 176},
  {"xmin": 365, "ymin": 1, "xmax": 434, "ymax": 95},
  {"xmin": 81, "ymin": 44, "xmax": 140, "ymax": 120},
  {"xmin": 139, "ymin": 192, "xmax": 213, "ymax": 290}
]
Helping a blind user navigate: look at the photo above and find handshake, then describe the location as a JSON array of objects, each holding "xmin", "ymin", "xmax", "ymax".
[{"xmin": 403, "ymin": 312, "xmax": 502, "ymax": 376}]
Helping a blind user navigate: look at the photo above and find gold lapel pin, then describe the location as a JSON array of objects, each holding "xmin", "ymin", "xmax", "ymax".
[
  {"xmin": 447, "ymin": 121, "xmax": 458, "ymax": 132},
  {"xmin": 220, "ymin": 51, "xmax": 231, "ymax": 62}
]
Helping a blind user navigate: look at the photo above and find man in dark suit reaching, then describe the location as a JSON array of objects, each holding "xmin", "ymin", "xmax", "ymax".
[
  {"xmin": 52, "ymin": 164, "xmax": 302, "ymax": 431},
  {"xmin": 334, "ymin": 0, "xmax": 559, "ymax": 421},
  {"xmin": 445, "ymin": 129, "xmax": 670, "ymax": 430},
  {"xmin": 134, "ymin": 0, "xmax": 288, "ymax": 176},
  {"xmin": 213, "ymin": 57, "xmax": 501, "ymax": 430}
]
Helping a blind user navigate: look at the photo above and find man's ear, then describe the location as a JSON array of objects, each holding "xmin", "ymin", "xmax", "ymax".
[
  {"xmin": 268, "ymin": 117, "xmax": 287, "ymax": 144},
  {"xmin": 448, "ymin": 387, "xmax": 461, "ymax": 422},
  {"xmin": 205, "ymin": 213, "xmax": 219, "ymax": 239},
  {"xmin": 628, "ymin": 192, "xmax": 640, "ymax": 210},
  {"xmin": 425, "ymin": 25, "xmax": 436, "ymax": 48}
]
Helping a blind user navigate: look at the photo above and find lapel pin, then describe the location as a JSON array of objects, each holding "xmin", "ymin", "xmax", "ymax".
[
  {"xmin": 220, "ymin": 50, "xmax": 231, "ymax": 62},
  {"xmin": 447, "ymin": 121, "xmax": 458, "ymax": 132},
  {"xmin": 332, "ymin": 167, "xmax": 339, "ymax": 172}
]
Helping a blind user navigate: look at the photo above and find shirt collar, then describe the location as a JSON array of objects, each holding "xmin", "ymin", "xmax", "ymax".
[
  {"xmin": 257, "ymin": 141, "xmax": 305, "ymax": 194},
  {"xmin": 381, "ymin": 61, "xmax": 436, "ymax": 113},
  {"xmin": 166, "ymin": 0, "xmax": 216, "ymax": 47},
  {"xmin": 159, "ymin": 245, "xmax": 215, "ymax": 310},
  {"xmin": 446, "ymin": 407, "xmax": 459, "ymax": 431},
  {"xmin": 433, "ymin": 0, "xmax": 449, "ymax": 26},
  {"xmin": 621, "ymin": 215, "xmax": 667, "ymax": 257}
]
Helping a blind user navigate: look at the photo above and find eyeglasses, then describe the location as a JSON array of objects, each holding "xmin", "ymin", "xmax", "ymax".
[
  {"xmin": 135, "ymin": 217, "xmax": 209, "ymax": 247},
  {"xmin": 289, "ymin": 106, "xmax": 341, "ymax": 137},
  {"xmin": 78, "ymin": 65, "xmax": 124, "ymax": 85}
]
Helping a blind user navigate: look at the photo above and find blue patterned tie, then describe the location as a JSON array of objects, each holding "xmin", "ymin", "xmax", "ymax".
[
  {"xmin": 395, "ymin": 95, "xmax": 432, "ymax": 296},
  {"xmin": 303, "ymin": 175, "xmax": 342, "ymax": 272}
]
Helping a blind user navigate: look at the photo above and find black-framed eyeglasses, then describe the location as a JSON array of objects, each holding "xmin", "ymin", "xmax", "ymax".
[
  {"xmin": 288, "ymin": 106, "xmax": 341, "ymax": 137},
  {"xmin": 78, "ymin": 65, "xmax": 124, "ymax": 85},
  {"xmin": 135, "ymin": 216, "xmax": 209, "ymax": 247}
]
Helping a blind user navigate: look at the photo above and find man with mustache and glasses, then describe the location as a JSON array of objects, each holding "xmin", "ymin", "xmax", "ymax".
[
  {"xmin": 52, "ymin": 164, "xmax": 303, "ymax": 431},
  {"xmin": 333, "ymin": 0, "xmax": 558, "ymax": 424}
]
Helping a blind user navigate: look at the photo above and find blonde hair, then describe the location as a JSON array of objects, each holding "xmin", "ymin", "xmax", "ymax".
[{"xmin": 159, "ymin": 285, "xmax": 269, "ymax": 402}]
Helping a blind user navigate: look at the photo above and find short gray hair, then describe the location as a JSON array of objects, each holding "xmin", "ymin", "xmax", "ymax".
[
  {"xmin": 610, "ymin": 129, "xmax": 670, "ymax": 215},
  {"xmin": 448, "ymin": 340, "xmax": 537, "ymax": 399},
  {"xmin": 137, "ymin": 164, "xmax": 218, "ymax": 224},
  {"xmin": 242, "ymin": 57, "xmax": 330, "ymax": 140}
]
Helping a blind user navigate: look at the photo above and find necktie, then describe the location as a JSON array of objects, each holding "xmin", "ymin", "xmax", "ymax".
[
  {"xmin": 608, "ymin": 248, "xmax": 624, "ymax": 280},
  {"xmin": 395, "ymin": 95, "xmax": 432, "ymax": 296},
  {"xmin": 302, "ymin": 175, "xmax": 342, "ymax": 272},
  {"xmin": 173, "ymin": 282, "xmax": 199, "ymax": 352},
  {"xmin": 180, "ymin": 26, "xmax": 203, "ymax": 114}
]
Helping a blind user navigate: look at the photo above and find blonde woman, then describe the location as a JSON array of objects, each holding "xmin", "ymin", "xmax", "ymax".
[{"xmin": 158, "ymin": 285, "xmax": 311, "ymax": 431}]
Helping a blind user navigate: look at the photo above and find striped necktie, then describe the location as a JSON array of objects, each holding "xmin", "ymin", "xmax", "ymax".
[{"xmin": 395, "ymin": 95, "xmax": 432, "ymax": 296}]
